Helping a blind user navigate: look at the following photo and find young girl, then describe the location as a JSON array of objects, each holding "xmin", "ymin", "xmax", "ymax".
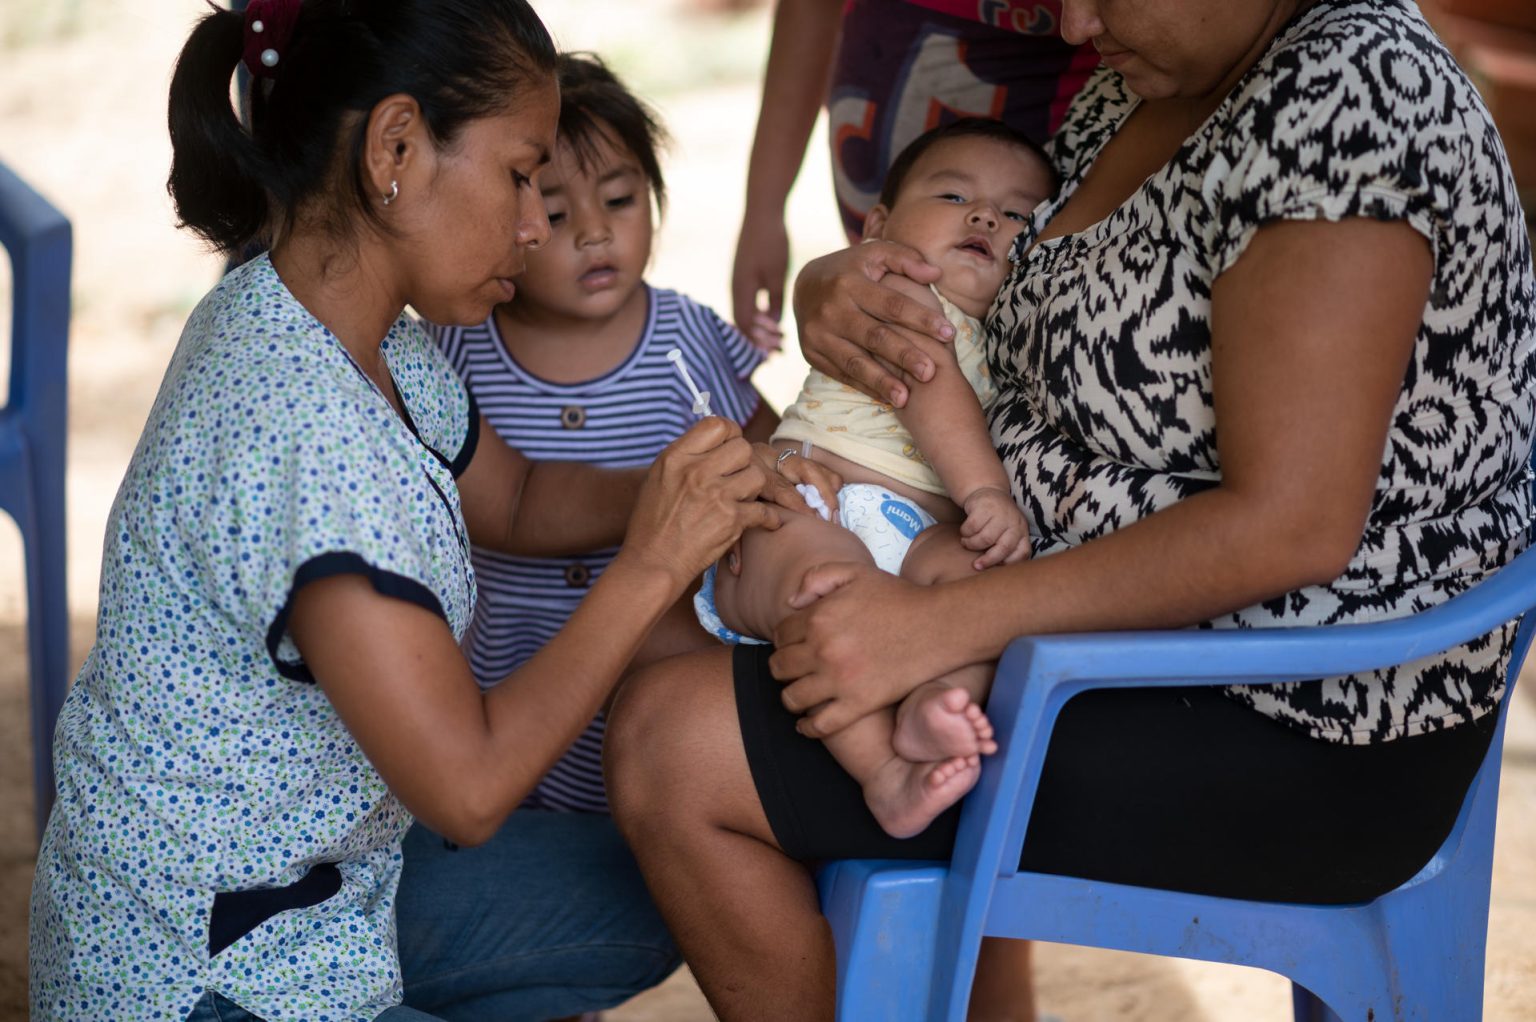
[{"xmin": 431, "ymin": 53, "xmax": 776, "ymax": 812}]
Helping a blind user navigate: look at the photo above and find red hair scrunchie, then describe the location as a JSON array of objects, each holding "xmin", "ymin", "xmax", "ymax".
[{"xmin": 242, "ymin": 0, "xmax": 302, "ymax": 80}]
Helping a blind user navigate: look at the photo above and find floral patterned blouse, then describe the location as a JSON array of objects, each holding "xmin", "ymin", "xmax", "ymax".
[
  {"xmin": 30, "ymin": 254, "xmax": 478, "ymax": 1021},
  {"xmin": 987, "ymin": 0, "xmax": 1536, "ymax": 743}
]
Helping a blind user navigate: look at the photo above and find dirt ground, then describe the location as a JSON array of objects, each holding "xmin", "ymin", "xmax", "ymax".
[{"xmin": 1, "ymin": 2, "xmax": 1534, "ymax": 1020}]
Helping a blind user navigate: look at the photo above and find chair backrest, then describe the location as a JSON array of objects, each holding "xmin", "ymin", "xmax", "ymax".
[{"xmin": 0, "ymin": 160, "xmax": 72, "ymax": 416}]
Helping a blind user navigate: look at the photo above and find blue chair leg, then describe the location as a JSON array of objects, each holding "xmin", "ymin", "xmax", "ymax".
[
  {"xmin": 1288, "ymin": 869, "xmax": 1492, "ymax": 1021},
  {"xmin": 0, "ymin": 160, "xmax": 73, "ymax": 843},
  {"xmin": 820, "ymin": 861, "xmax": 946, "ymax": 1020},
  {"xmin": 19, "ymin": 447, "xmax": 69, "ymax": 840},
  {"xmin": 1365, "ymin": 875, "xmax": 1491, "ymax": 1021}
]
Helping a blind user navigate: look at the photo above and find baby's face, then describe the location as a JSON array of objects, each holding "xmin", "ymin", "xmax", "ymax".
[{"xmin": 867, "ymin": 136, "xmax": 1053, "ymax": 319}]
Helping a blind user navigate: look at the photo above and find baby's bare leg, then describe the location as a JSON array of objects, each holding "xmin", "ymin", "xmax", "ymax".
[
  {"xmin": 715, "ymin": 518, "xmax": 981, "ymax": 839},
  {"xmin": 892, "ymin": 525, "xmax": 999, "ymax": 762},
  {"xmin": 712, "ymin": 513, "xmax": 871, "ymax": 644}
]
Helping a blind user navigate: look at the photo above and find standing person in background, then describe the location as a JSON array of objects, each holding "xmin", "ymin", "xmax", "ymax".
[{"xmin": 731, "ymin": 0, "xmax": 1096, "ymax": 350}]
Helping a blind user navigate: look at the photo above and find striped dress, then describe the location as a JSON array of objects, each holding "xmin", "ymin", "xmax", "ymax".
[{"xmin": 432, "ymin": 286, "xmax": 765, "ymax": 811}]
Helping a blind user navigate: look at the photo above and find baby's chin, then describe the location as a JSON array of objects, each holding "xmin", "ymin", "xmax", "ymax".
[
  {"xmin": 933, "ymin": 269, "xmax": 1004, "ymax": 321},
  {"xmin": 928, "ymin": 288, "xmax": 990, "ymax": 322}
]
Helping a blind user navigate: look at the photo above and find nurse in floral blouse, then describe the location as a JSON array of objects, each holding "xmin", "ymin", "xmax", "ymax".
[{"xmin": 28, "ymin": 2, "xmax": 801, "ymax": 1021}]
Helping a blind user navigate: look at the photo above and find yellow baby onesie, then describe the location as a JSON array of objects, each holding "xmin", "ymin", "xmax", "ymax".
[{"xmin": 773, "ymin": 287, "xmax": 996, "ymax": 496}]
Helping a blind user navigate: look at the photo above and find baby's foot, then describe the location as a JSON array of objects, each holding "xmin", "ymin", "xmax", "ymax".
[
  {"xmin": 892, "ymin": 684, "xmax": 997, "ymax": 763},
  {"xmin": 865, "ymin": 754, "xmax": 983, "ymax": 839}
]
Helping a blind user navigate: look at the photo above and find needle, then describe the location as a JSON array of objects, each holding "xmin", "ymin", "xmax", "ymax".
[{"xmin": 666, "ymin": 348, "xmax": 712, "ymax": 417}]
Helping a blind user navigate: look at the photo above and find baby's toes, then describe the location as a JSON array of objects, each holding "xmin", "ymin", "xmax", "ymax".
[
  {"xmin": 962, "ymin": 703, "xmax": 995, "ymax": 737},
  {"xmin": 925, "ymin": 757, "xmax": 960, "ymax": 788}
]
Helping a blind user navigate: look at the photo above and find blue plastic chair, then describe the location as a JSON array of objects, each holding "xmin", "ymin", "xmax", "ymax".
[
  {"xmin": 818, "ymin": 542, "xmax": 1536, "ymax": 1021},
  {"xmin": 0, "ymin": 160, "xmax": 72, "ymax": 842}
]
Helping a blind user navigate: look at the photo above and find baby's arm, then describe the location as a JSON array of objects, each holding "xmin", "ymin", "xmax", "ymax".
[{"xmin": 883, "ymin": 277, "xmax": 1029, "ymax": 569}]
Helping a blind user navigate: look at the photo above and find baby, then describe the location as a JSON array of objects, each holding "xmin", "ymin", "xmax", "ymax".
[{"xmin": 699, "ymin": 118, "xmax": 1056, "ymax": 838}]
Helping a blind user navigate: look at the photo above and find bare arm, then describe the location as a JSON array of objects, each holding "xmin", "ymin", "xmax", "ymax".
[
  {"xmin": 732, "ymin": 0, "xmax": 845, "ymax": 347},
  {"xmin": 879, "ymin": 276, "xmax": 1027, "ymax": 566},
  {"xmin": 458, "ymin": 399, "xmax": 799, "ymax": 556},
  {"xmin": 879, "ymin": 278, "xmax": 1011, "ymax": 498},
  {"xmin": 291, "ymin": 563, "xmax": 669, "ymax": 844},
  {"xmin": 743, "ymin": 394, "xmax": 781, "ymax": 445},
  {"xmin": 455, "ymin": 416, "xmax": 645, "ymax": 556},
  {"xmin": 771, "ymin": 217, "xmax": 1432, "ymax": 735},
  {"xmin": 290, "ymin": 418, "xmax": 782, "ymax": 844}
]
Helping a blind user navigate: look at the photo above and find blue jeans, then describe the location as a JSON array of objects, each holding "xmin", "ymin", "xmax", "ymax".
[
  {"xmin": 395, "ymin": 811, "xmax": 682, "ymax": 1022},
  {"xmin": 185, "ymin": 811, "xmax": 678, "ymax": 1022},
  {"xmin": 184, "ymin": 990, "xmax": 439, "ymax": 1021}
]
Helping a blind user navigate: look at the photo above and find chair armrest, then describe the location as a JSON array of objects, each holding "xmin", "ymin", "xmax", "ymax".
[
  {"xmin": 946, "ymin": 543, "xmax": 1536, "ymax": 884},
  {"xmin": 997, "ymin": 541, "xmax": 1536, "ymax": 693}
]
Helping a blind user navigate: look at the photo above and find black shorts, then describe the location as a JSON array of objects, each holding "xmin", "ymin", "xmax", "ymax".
[{"xmin": 734, "ymin": 644, "xmax": 1497, "ymax": 904}]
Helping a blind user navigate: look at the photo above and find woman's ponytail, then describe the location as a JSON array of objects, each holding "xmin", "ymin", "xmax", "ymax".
[
  {"xmin": 165, "ymin": 0, "xmax": 557, "ymax": 255},
  {"xmin": 166, "ymin": 7, "xmax": 272, "ymax": 253}
]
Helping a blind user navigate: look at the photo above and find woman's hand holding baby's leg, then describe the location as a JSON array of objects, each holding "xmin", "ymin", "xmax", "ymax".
[{"xmin": 713, "ymin": 512, "xmax": 869, "ymax": 642}]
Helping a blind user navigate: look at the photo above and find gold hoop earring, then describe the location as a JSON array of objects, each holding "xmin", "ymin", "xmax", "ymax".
[{"xmin": 382, "ymin": 180, "xmax": 399, "ymax": 207}]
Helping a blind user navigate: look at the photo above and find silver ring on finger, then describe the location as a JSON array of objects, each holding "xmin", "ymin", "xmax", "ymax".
[{"xmin": 775, "ymin": 448, "xmax": 798, "ymax": 470}]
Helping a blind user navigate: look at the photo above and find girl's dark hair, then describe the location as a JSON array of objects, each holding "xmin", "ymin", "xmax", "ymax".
[
  {"xmin": 553, "ymin": 52, "xmax": 670, "ymax": 216},
  {"xmin": 877, "ymin": 118, "xmax": 1056, "ymax": 209},
  {"xmin": 167, "ymin": 0, "xmax": 557, "ymax": 253}
]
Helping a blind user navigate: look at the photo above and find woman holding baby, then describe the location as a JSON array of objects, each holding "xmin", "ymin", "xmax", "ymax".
[{"xmin": 606, "ymin": 0, "xmax": 1536, "ymax": 1019}]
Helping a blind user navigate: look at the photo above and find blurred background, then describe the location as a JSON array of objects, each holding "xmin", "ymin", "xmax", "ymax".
[{"xmin": 0, "ymin": 2, "xmax": 1532, "ymax": 1019}]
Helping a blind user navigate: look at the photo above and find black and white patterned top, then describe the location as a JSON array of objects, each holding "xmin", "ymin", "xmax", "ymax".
[{"xmin": 986, "ymin": 0, "xmax": 1536, "ymax": 744}]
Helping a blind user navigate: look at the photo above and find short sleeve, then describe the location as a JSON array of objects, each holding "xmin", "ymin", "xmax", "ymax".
[
  {"xmin": 212, "ymin": 366, "xmax": 464, "ymax": 682},
  {"xmin": 1209, "ymin": 31, "xmax": 1458, "ymax": 276},
  {"xmin": 674, "ymin": 293, "xmax": 765, "ymax": 426}
]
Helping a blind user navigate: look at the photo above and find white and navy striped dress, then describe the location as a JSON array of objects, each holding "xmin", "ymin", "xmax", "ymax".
[{"xmin": 433, "ymin": 286, "xmax": 765, "ymax": 811}]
